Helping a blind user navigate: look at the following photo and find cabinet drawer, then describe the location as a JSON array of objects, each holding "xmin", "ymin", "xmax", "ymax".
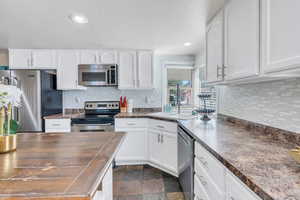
[
  {"xmin": 45, "ymin": 119, "xmax": 71, "ymax": 132},
  {"xmin": 115, "ymin": 118, "xmax": 148, "ymax": 129},
  {"xmin": 149, "ymin": 119, "xmax": 177, "ymax": 133},
  {"xmin": 194, "ymin": 174, "xmax": 210, "ymax": 200},
  {"xmin": 194, "ymin": 161, "xmax": 225, "ymax": 200},
  {"xmin": 226, "ymin": 170, "xmax": 261, "ymax": 200},
  {"xmin": 194, "ymin": 142, "xmax": 225, "ymax": 192}
]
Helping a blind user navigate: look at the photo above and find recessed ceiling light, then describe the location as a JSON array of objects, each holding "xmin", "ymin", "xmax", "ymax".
[
  {"xmin": 69, "ymin": 14, "xmax": 88, "ymax": 24},
  {"xmin": 184, "ymin": 42, "xmax": 192, "ymax": 46}
]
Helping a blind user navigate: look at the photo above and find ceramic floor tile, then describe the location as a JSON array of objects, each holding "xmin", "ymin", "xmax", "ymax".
[
  {"xmin": 142, "ymin": 179, "xmax": 165, "ymax": 194},
  {"xmin": 143, "ymin": 193, "xmax": 167, "ymax": 200},
  {"xmin": 143, "ymin": 168, "xmax": 163, "ymax": 180},
  {"xmin": 113, "ymin": 165, "xmax": 183, "ymax": 200},
  {"xmin": 166, "ymin": 192, "xmax": 185, "ymax": 200},
  {"xmin": 116, "ymin": 180, "xmax": 143, "ymax": 196}
]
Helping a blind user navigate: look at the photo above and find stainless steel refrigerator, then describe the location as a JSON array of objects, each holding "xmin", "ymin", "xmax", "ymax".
[{"xmin": 0, "ymin": 69, "xmax": 62, "ymax": 132}]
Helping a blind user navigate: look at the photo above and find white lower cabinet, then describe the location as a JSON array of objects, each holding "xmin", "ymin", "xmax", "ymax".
[
  {"xmin": 194, "ymin": 141, "xmax": 262, "ymax": 200},
  {"xmin": 115, "ymin": 118, "xmax": 178, "ymax": 176},
  {"xmin": 92, "ymin": 163, "xmax": 113, "ymax": 200},
  {"xmin": 115, "ymin": 118, "xmax": 148, "ymax": 165},
  {"xmin": 45, "ymin": 118, "xmax": 71, "ymax": 133},
  {"xmin": 115, "ymin": 127, "xmax": 148, "ymax": 164},
  {"xmin": 226, "ymin": 170, "xmax": 261, "ymax": 200}
]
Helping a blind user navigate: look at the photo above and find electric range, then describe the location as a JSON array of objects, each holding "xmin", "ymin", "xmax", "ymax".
[{"xmin": 71, "ymin": 101, "xmax": 120, "ymax": 132}]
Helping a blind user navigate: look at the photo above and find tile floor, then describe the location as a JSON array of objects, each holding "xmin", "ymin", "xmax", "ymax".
[{"xmin": 113, "ymin": 165, "xmax": 185, "ymax": 200}]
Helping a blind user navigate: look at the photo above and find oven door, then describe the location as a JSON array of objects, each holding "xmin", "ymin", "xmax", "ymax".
[
  {"xmin": 78, "ymin": 65, "xmax": 108, "ymax": 86},
  {"xmin": 71, "ymin": 123, "xmax": 114, "ymax": 132}
]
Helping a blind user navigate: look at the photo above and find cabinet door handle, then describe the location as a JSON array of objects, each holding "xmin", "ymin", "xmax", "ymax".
[
  {"xmin": 161, "ymin": 134, "xmax": 164, "ymax": 143},
  {"xmin": 198, "ymin": 175, "xmax": 207, "ymax": 186},
  {"xmin": 157, "ymin": 125, "xmax": 165, "ymax": 129},
  {"xmin": 222, "ymin": 64, "xmax": 227, "ymax": 78},
  {"xmin": 157, "ymin": 134, "xmax": 160, "ymax": 143},
  {"xmin": 94, "ymin": 55, "xmax": 97, "ymax": 63},
  {"xmin": 27, "ymin": 58, "xmax": 31, "ymax": 67},
  {"xmin": 127, "ymin": 122, "xmax": 136, "ymax": 126},
  {"xmin": 198, "ymin": 157, "xmax": 208, "ymax": 167},
  {"xmin": 51, "ymin": 124, "xmax": 61, "ymax": 127},
  {"xmin": 217, "ymin": 65, "xmax": 222, "ymax": 78}
]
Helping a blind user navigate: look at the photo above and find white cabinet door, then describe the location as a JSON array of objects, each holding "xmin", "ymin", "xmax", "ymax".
[
  {"xmin": 57, "ymin": 50, "xmax": 81, "ymax": 90},
  {"xmin": 226, "ymin": 171, "xmax": 261, "ymax": 200},
  {"xmin": 79, "ymin": 50, "xmax": 98, "ymax": 64},
  {"xmin": 118, "ymin": 51, "xmax": 137, "ymax": 89},
  {"xmin": 224, "ymin": 0, "xmax": 260, "ymax": 80},
  {"xmin": 99, "ymin": 50, "xmax": 117, "ymax": 64},
  {"xmin": 115, "ymin": 128, "xmax": 148, "ymax": 163},
  {"xmin": 9, "ymin": 49, "xmax": 32, "ymax": 69},
  {"xmin": 137, "ymin": 51, "xmax": 153, "ymax": 89},
  {"xmin": 261, "ymin": 0, "xmax": 300, "ymax": 73},
  {"xmin": 206, "ymin": 11, "xmax": 224, "ymax": 83},
  {"xmin": 148, "ymin": 130, "xmax": 163, "ymax": 165},
  {"xmin": 161, "ymin": 131, "xmax": 177, "ymax": 173},
  {"xmin": 31, "ymin": 50, "xmax": 57, "ymax": 69},
  {"xmin": 102, "ymin": 164, "xmax": 113, "ymax": 200}
]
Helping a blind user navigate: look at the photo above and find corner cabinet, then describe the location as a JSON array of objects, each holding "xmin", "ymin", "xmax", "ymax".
[
  {"xmin": 261, "ymin": 0, "xmax": 300, "ymax": 74},
  {"xmin": 115, "ymin": 118, "xmax": 178, "ymax": 176},
  {"xmin": 223, "ymin": 0, "xmax": 260, "ymax": 80},
  {"xmin": 206, "ymin": 11, "xmax": 224, "ymax": 83}
]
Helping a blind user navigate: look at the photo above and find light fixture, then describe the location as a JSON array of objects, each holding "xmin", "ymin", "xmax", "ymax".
[
  {"xmin": 69, "ymin": 14, "xmax": 88, "ymax": 24},
  {"xmin": 184, "ymin": 42, "xmax": 192, "ymax": 46}
]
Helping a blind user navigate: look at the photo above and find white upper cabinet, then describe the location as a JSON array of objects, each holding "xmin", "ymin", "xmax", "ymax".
[
  {"xmin": 57, "ymin": 50, "xmax": 84, "ymax": 90},
  {"xmin": 9, "ymin": 49, "xmax": 57, "ymax": 69},
  {"xmin": 261, "ymin": 0, "xmax": 300, "ymax": 74},
  {"xmin": 31, "ymin": 50, "xmax": 57, "ymax": 69},
  {"xmin": 118, "ymin": 51, "xmax": 137, "ymax": 89},
  {"xmin": 206, "ymin": 11, "xmax": 224, "ymax": 83},
  {"xmin": 224, "ymin": 0, "xmax": 260, "ymax": 80},
  {"xmin": 137, "ymin": 51, "xmax": 153, "ymax": 89},
  {"xmin": 98, "ymin": 50, "xmax": 118, "ymax": 64},
  {"xmin": 9, "ymin": 49, "xmax": 32, "ymax": 69},
  {"xmin": 79, "ymin": 50, "xmax": 98, "ymax": 64}
]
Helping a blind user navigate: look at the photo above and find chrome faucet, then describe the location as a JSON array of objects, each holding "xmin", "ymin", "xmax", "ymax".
[{"xmin": 177, "ymin": 84, "xmax": 181, "ymax": 114}]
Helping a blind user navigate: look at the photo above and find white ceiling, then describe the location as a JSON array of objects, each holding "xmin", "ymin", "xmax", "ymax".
[{"xmin": 0, "ymin": 0, "xmax": 224, "ymax": 55}]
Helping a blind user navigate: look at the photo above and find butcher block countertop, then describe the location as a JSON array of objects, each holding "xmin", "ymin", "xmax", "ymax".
[{"xmin": 0, "ymin": 132, "xmax": 126, "ymax": 200}]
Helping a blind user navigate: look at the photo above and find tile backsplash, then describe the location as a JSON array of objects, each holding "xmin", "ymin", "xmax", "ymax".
[
  {"xmin": 63, "ymin": 87, "xmax": 162, "ymax": 109},
  {"xmin": 218, "ymin": 78, "xmax": 300, "ymax": 133}
]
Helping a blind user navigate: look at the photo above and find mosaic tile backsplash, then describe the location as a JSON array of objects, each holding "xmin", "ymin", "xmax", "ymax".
[
  {"xmin": 218, "ymin": 78, "xmax": 300, "ymax": 133},
  {"xmin": 63, "ymin": 87, "xmax": 162, "ymax": 109}
]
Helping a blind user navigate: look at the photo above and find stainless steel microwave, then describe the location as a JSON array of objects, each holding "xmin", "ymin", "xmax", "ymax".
[{"xmin": 78, "ymin": 64, "xmax": 118, "ymax": 86}]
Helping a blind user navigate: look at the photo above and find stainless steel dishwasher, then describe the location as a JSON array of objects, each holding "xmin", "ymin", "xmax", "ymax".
[{"xmin": 178, "ymin": 125, "xmax": 194, "ymax": 200}]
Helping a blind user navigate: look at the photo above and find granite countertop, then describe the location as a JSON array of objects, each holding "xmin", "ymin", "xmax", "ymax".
[
  {"xmin": 179, "ymin": 118, "xmax": 300, "ymax": 200},
  {"xmin": 0, "ymin": 132, "xmax": 126, "ymax": 200},
  {"xmin": 43, "ymin": 113, "xmax": 84, "ymax": 119},
  {"xmin": 115, "ymin": 112, "xmax": 196, "ymax": 122}
]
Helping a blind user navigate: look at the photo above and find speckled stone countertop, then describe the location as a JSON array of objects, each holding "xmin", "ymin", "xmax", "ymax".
[
  {"xmin": 115, "ymin": 112, "xmax": 178, "ymax": 122},
  {"xmin": 43, "ymin": 113, "xmax": 84, "ymax": 119},
  {"xmin": 179, "ymin": 118, "xmax": 300, "ymax": 200}
]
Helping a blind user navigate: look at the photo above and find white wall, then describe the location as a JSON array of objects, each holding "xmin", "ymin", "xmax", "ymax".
[
  {"xmin": 0, "ymin": 49, "xmax": 8, "ymax": 66},
  {"xmin": 218, "ymin": 79, "xmax": 300, "ymax": 133},
  {"xmin": 63, "ymin": 54, "xmax": 195, "ymax": 109}
]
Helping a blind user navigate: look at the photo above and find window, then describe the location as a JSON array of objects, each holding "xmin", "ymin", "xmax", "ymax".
[{"xmin": 167, "ymin": 68, "xmax": 193, "ymax": 107}]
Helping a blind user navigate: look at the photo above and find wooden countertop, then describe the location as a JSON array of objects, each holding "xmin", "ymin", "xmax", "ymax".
[{"xmin": 0, "ymin": 132, "xmax": 126, "ymax": 200}]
